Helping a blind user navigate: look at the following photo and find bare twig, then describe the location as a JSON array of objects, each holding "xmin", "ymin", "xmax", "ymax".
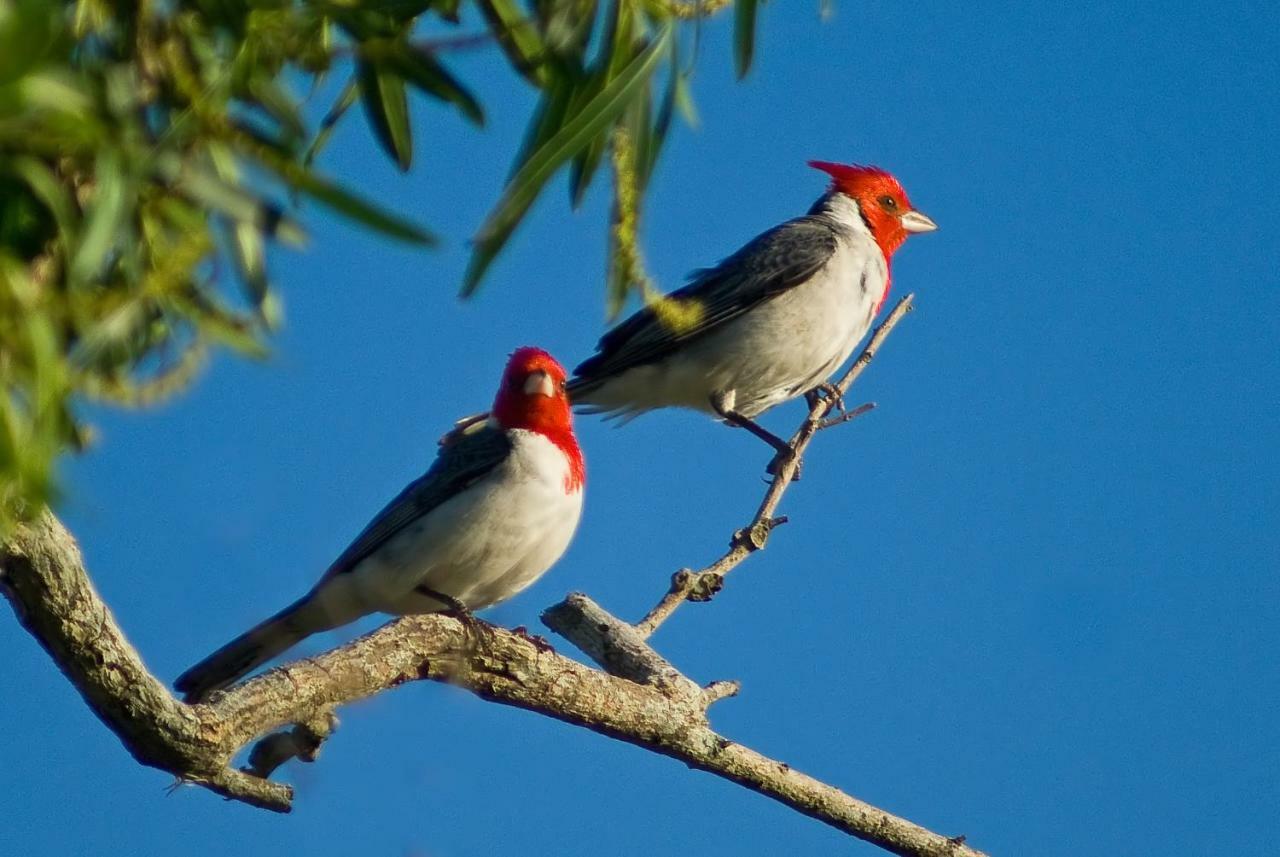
[
  {"xmin": 634, "ymin": 295, "xmax": 916, "ymax": 639},
  {"xmin": 2, "ymin": 507, "xmax": 984, "ymax": 857}
]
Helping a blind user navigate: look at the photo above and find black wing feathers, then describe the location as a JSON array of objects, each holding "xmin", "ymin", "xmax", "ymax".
[
  {"xmin": 321, "ymin": 425, "xmax": 512, "ymax": 580},
  {"xmin": 571, "ymin": 217, "xmax": 839, "ymax": 386}
]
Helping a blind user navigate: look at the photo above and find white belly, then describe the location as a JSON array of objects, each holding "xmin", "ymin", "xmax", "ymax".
[
  {"xmin": 580, "ymin": 238, "xmax": 887, "ymax": 419},
  {"xmin": 313, "ymin": 430, "xmax": 583, "ymax": 618}
]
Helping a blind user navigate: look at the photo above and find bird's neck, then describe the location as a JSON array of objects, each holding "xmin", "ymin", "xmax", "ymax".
[
  {"xmin": 811, "ymin": 191, "xmax": 905, "ymax": 263},
  {"xmin": 501, "ymin": 417, "xmax": 584, "ymax": 494},
  {"xmin": 812, "ymin": 191, "xmax": 897, "ymax": 313},
  {"xmin": 541, "ymin": 428, "xmax": 585, "ymax": 494}
]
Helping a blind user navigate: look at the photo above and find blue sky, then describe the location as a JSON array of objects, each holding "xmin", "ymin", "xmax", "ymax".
[{"xmin": 4, "ymin": 3, "xmax": 1279, "ymax": 855}]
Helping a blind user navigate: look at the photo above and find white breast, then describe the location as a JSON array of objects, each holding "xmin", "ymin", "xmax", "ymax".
[
  {"xmin": 581, "ymin": 224, "xmax": 888, "ymax": 420},
  {"xmin": 316, "ymin": 430, "xmax": 583, "ymax": 618}
]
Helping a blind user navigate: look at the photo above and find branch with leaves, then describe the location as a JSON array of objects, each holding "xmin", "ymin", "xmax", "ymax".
[
  {"xmin": 3, "ymin": 298, "xmax": 983, "ymax": 857},
  {"xmin": 0, "ymin": 0, "xmax": 765, "ymax": 530}
]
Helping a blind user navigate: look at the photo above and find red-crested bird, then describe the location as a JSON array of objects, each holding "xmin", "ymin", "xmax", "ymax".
[
  {"xmin": 174, "ymin": 347, "xmax": 585, "ymax": 703},
  {"xmin": 568, "ymin": 161, "xmax": 936, "ymax": 460}
]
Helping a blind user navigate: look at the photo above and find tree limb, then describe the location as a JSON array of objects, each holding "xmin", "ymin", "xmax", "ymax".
[
  {"xmin": 1, "ymin": 292, "xmax": 986, "ymax": 855},
  {"xmin": 634, "ymin": 294, "xmax": 915, "ymax": 638},
  {"xmin": 2, "ymin": 506, "xmax": 983, "ymax": 856}
]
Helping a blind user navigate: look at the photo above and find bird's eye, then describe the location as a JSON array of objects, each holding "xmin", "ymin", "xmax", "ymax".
[{"xmin": 879, "ymin": 195, "xmax": 898, "ymax": 209}]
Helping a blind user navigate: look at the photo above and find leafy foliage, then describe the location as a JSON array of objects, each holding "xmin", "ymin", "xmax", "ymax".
[{"xmin": 0, "ymin": 0, "xmax": 766, "ymax": 531}]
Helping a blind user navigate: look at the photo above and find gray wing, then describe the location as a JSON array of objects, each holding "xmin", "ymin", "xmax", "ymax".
[
  {"xmin": 320, "ymin": 423, "xmax": 512, "ymax": 580},
  {"xmin": 570, "ymin": 216, "xmax": 840, "ymax": 390}
]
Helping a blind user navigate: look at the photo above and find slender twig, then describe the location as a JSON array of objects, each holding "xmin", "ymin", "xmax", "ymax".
[{"xmin": 634, "ymin": 294, "xmax": 916, "ymax": 639}]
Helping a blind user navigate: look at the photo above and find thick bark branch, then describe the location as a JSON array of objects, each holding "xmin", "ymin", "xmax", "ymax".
[
  {"xmin": 2, "ymin": 293, "xmax": 985, "ymax": 854},
  {"xmin": 3, "ymin": 510, "xmax": 984, "ymax": 856}
]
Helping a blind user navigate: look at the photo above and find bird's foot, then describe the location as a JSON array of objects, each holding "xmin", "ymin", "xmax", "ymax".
[
  {"xmin": 766, "ymin": 446, "xmax": 803, "ymax": 481},
  {"xmin": 512, "ymin": 625, "xmax": 556, "ymax": 654},
  {"xmin": 805, "ymin": 383, "xmax": 845, "ymax": 414},
  {"xmin": 417, "ymin": 585, "xmax": 491, "ymax": 650}
]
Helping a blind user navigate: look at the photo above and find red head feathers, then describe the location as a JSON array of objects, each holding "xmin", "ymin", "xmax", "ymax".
[
  {"xmin": 808, "ymin": 161, "xmax": 936, "ymax": 260},
  {"xmin": 492, "ymin": 347, "xmax": 583, "ymax": 492}
]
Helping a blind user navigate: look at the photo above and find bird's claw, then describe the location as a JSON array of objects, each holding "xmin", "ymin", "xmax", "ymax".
[
  {"xmin": 766, "ymin": 447, "xmax": 802, "ymax": 481},
  {"xmin": 806, "ymin": 383, "xmax": 846, "ymax": 414},
  {"xmin": 512, "ymin": 625, "xmax": 556, "ymax": 654}
]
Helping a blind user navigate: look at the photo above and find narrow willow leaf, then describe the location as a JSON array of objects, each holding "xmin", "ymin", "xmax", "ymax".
[
  {"xmin": 389, "ymin": 46, "xmax": 484, "ymax": 126},
  {"xmin": 166, "ymin": 158, "xmax": 307, "ymax": 247},
  {"xmin": 206, "ymin": 143, "xmax": 271, "ymax": 310},
  {"xmin": 628, "ymin": 85, "xmax": 654, "ymax": 192},
  {"xmin": 11, "ymin": 156, "xmax": 77, "ymax": 248},
  {"xmin": 68, "ymin": 299, "xmax": 147, "ymax": 367},
  {"xmin": 648, "ymin": 40, "xmax": 681, "ymax": 185},
  {"xmin": 304, "ymin": 78, "xmax": 359, "ymax": 168},
  {"xmin": 249, "ymin": 76, "xmax": 308, "ymax": 143},
  {"xmin": 568, "ymin": 0, "xmax": 636, "ymax": 207},
  {"xmin": 434, "ymin": 0, "xmax": 462, "ymax": 24},
  {"xmin": 475, "ymin": 0, "xmax": 549, "ymax": 86},
  {"xmin": 357, "ymin": 61, "xmax": 413, "ymax": 171},
  {"xmin": 69, "ymin": 149, "xmax": 128, "ymax": 285},
  {"xmin": 463, "ymin": 26, "xmax": 672, "ymax": 295},
  {"xmin": 673, "ymin": 71, "xmax": 699, "ymax": 128},
  {"xmin": 166, "ymin": 292, "xmax": 268, "ymax": 357},
  {"xmin": 508, "ymin": 76, "xmax": 572, "ymax": 182},
  {"xmin": 733, "ymin": 0, "xmax": 759, "ymax": 79},
  {"xmin": 285, "ymin": 168, "xmax": 437, "ymax": 245}
]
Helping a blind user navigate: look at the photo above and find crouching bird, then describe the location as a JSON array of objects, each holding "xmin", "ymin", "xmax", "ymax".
[
  {"xmin": 174, "ymin": 347, "xmax": 585, "ymax": 703},
  {"xmin": 568, "ymin": 161, "xmax": 936, "ymax": 464}
]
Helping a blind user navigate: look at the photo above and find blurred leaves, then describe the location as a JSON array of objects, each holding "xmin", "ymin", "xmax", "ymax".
[{"xmin": 0, "ymin": 0, "xmax": 765, "ymax": 532}]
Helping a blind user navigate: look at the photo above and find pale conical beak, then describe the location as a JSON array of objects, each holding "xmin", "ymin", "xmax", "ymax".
[
  {"xmin": 899, "ymin": 210, "xmax": 938, "ymax": 233},
  {"xmin": 523, "ymin": 370, "xmax": 556, "ymax": 397}
]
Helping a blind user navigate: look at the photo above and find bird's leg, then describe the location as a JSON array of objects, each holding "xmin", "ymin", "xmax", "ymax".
[
  {"xmin": 709, "ymin": 392, "xmax": 801, "ymax": 480},
  {"xmin": 805, "ymin": 382, "xmax": 846, "ymax": 414},
  {"xmin": 415, "ymin": 585, "xmax": 490, "ymax": 654}
]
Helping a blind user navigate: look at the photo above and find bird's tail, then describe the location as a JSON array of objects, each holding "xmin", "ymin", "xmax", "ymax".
[{"xmin": 174, "ymin": 597, "xmax": 325, "ymax": 703}]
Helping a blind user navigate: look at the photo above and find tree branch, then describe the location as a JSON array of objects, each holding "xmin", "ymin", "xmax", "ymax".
[
  {"xmin": 3, "ymin": 503, "xmax": 984, "ymax": 856},
  {"xmin": 634, "ymin": 294, "xmax": 916, "ymax": 638}
]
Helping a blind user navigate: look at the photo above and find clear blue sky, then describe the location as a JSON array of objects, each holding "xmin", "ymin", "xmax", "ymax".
[{"xmin": 4, "ymin": 3, "xmax": 1278, "ymax": 855}]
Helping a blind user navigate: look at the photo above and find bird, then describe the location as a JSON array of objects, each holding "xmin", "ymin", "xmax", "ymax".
[
  {"xmin": 174, "ymin": 347, "xmax": 585, "ymax": 703},
  {"xmin": 568, "ymin": 161, "xmax": 936, "ymax": 463}
]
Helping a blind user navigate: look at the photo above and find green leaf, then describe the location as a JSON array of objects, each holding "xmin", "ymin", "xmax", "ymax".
[
  {"xmin": 568, "ymin": 129, "xmax": 606, "ymax": 208},
  {"xmin": 645, "ymin": 35, "xmax": 686, "ymax": 189},
  {"xmin": 164, "ymin": 156, "xmax": 307, "ymax": 247},
  {"xmin": 304, "ymin": 77, "xmax": 359, "ymax": 168},
  {"xmin": 357, "ymin": 61, "xmax": 413, "ymax": 171},
  {"xmin": 209, "ymin": 144, "xmax": 272, "ymax": 313},
  {"xmin": 68, "ymin": 299, "xmax": 148, "ymax": 368},
  {"xmin": 509, "ymin": 76, "xmax": 572, "ymax": 183},
  {"xmin": 475, "ymin": 0, "xmax": 549, "ymax": 87},
  {"xmin": 568, "ymin": 0, "xmax": 637, "ymax": 207},
  {"xmin": 69, "ymin": 149, "xmax": 129, "ymax": 286},
  {"xmin": 388, "ymin": 46, "xmax": 484, "ymax": 127},
  {"xmin": 433, "ymin": 0, "xmax": 462, "ymax": 24},
  {"xmin": 673, "ymin": 71, "xmax": 699, "ymax": 128},
  {"xmin": 11, "ymin": 156, "xmax": 78, "ymax": 249},
  {"xmin": 0, "ymin": 0, "xmax": 59, "ymax": 86},
  {"xmin": 284, "ymin": 168, "xmax": 437, "ymax": 246},
  {"xmin": 733, "ymin": 0, "xmax": 760, "ymax": 79},
  {"xmin": 248, "ymin": 76, "xmax": 308, "ymax": 144},
  {"xmin": 463, "ymin": 26, "xmax": 672, "ymax": 295}
]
